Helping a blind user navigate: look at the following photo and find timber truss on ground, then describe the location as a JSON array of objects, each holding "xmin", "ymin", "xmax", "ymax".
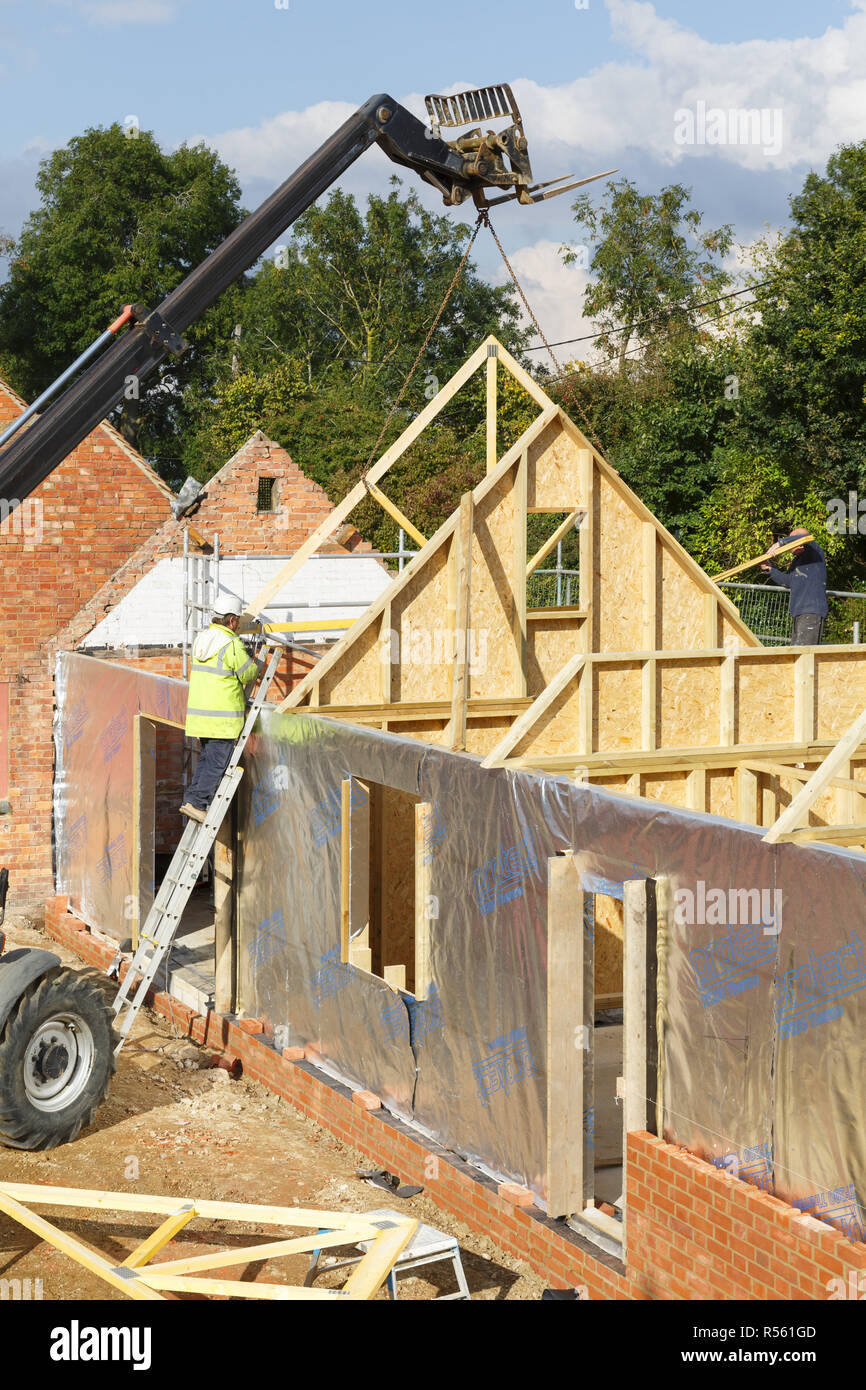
[{"xmin": 246, "ymin": 336, "xmax": 866, "ymax": 852}]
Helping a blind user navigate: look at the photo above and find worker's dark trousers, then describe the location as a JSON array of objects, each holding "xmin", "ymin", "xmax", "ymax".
[
  {"xmin": 792, "ymin": 613, "xmax": 825, "ymax": 646},
  {"xmin": 184, "ymin": 738, "xmax": 236, "ymax": 810}
]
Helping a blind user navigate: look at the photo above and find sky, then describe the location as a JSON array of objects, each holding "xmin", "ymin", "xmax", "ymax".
[{"xmin": 1, "ymin": 0, "xmax": 866, "ymax": 352}]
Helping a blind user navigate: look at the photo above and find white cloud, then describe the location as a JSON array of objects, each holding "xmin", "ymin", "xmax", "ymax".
[{"xmin": 490, "ymin": 239, "xmax": 599, "ymax": 359}]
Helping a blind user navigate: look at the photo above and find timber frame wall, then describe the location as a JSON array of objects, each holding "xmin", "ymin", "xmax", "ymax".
[{"xmin": 245, "ymin": 336, "xmax": 866, "ymax": 851}]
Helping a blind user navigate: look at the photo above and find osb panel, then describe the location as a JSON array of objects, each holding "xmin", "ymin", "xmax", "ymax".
[
  {"xmin": 597, "ymin": 471, "xmax": 644, "ymax": 652},
  {"xmin": 513, "ymin": 681, "xmax": 583, "ymax": 759},
  {"xmin": 469, "ymin": 472, "xmax": 517, "ymax": 700},
  {"xmin": 595, "ymin": 662, "xmax": 643, "ymax": 753},
  {"xmin": 527, "ymin": 418, "xmax": 582, "ymax": 511},
  {"xmin": 736, "ymin": 656, "xmax": 796, "ymax": 745},
  {"xmin": 814, "ymin": 654, "xmax": 866, "ymax": 740},
  {"xmin": 393, "ymin": 546, "xmax": 451, "ymax": 704},
  {"xmin": 319, "ymin": 619, "xmax": 382, "ymax": 707},
  {"xmin": 380, "ymin": 784, "xmax": 420, "ymax": 994},
  {"xmin": 526, "ymin": 619, "xmax": 585, "ymax": 697},
  {"xmin": 659, "ymin": 542, "xmax": 704, "ymax": 650},
  {"xmin": 389, "ymin": 720, "xmax": 449, "ymax": 744},
  {"xmin": 708, "ymin": 769, "xmax": 736, "ymax": 819},
  {"xmin": 595, "ymin": 893, "xmax": 622, "ymax": 997},
  {"xmin": 463, "ymin": 717, "xmax": 517, "ymax": 756},
  {"xmin": 658, "ymin": 659, "xmax": 721, "ymax": 749},
  {"xmin": 642, "ymin": 773, "xmax": 688, "ymax": 809}
]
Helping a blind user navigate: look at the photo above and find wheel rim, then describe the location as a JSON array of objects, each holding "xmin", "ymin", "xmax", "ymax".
[{"xmin": 23, "ymin": 1013, "xmax": 95, "ymax": 1112}]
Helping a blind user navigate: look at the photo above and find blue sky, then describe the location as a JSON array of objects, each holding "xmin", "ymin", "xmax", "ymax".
[{"xmin": 1, "ymin": 0, "xmax": 865, "ymax": 347}]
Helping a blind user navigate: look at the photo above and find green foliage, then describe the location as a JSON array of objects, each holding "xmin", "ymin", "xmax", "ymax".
[
  {"xmin": 690, "ymin": 450, "xmax": 846, "ymax": 577},
  {"xmin": 0, "ymin": 123, "xmax": 246, "ymax": 481},
  {"xmin": 564, "ymin": 178, "xmax": 733, "ymax": 372}
]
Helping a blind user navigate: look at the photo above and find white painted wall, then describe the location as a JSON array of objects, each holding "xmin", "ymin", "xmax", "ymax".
[{"xmin": 83, "ymin": 553, "xmax": 393, "ymax": 648}]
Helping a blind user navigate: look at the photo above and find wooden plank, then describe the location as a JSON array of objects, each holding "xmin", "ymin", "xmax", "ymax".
[
  {"xmin": 577, "ymin": 447, "xmax": 594, "ymax": 650},
  {"xmin": 150, "ymin": 1224, "xmax": 382, "ymax": 1276},
  {"xmin": 383, "ymin": 964, "xmax": 406, "ymax": 991},
  {"xmin": 712, "ymin": 533, "xmax": 815, "ymax": 583},
  {"xmin": 794, "ymin": 650, "xmax": 816, "ymax": 743},
  {"xmin": 764, "ymin": 705, "xmax": 866, "ymax": 843},
  {"xmin": 703, "ymin": 591, "xmax": 718, "ymax": 648},
  {"xmin": 486, "ymin": 346, "xmax": 497, "ymax": 472},
  {"xmin": 641, "ymin": 521, "xmax": 657, "ymax": 650},
  {"xmin": 641, "ymin": 657, "xmax": 657, "ymax": 752},
  {"xmin": 481, "ymin": 652, "xmax": 586, "ymax": 768},
  {"xmin": 622, "ymin": 879, "xmax": 657, "ymax": 1141},
  {"xmin": 213, "ymin": 802, "xmax": 235, "ymax": 1014},
  {"xmin": 526, "ymin": 606, "xmax": 587, "ymax": 621},
  {"xmin": 244, "ymin": 340, "xmax": 492, "ymax": 617},
  {"xmin": 513, "ymin": 449, "xmax": 527, "ymax": 696},
  {"xmin": 142, "ymin": 1274, "xmax": 344, "ymax": 1300},
  {"xmin": 341, "ymin": 1219, "xmax": 418, "ymax": 1300},
  {"xmin": 526, "ymin": 507, "xmax": 585, "ymax": 578},
  {"xmin": 365, "ymin": 480, "xmax": 426, "ymax": 548},
  {"xmin": 0, "ymin": 1188, "xmax": 164, "ymax": 1301},
  {"xmin": 122, "ymin": 1206, "xmax": 196, "ymax": 1268},
  {"xmin": 736, "ymin": 765, "xmax": 759, "ymax": 825},
  {"xmin": 0, "ymin": 1183, "xmax": 393, "ymax": 1228},
  {"xmin": 379, "ymin": 605, "xmax": 392, "ymax": 705},
  {"xmin": 777, "ymin": 823, "xmax": 866, "ymax": 845},
  {"xmin": 686, "ymin": 766, "xmax": 707, "ymax": 812},
  {"xmin": 450, "ymin": 492, "xmax": 474, "ymax": 751},
  {"xmin": 495, "ymin": 339, "xmax": 558, "ymax": 412},
  {"xmin": 546, "ymin": 854, "xmax": 585, "ymax": 1219},
  {"xmin": 340, "ymin": 779, "xmax": 351, "ymax": 962},
  {"xmin": 720, "ymin": 655, "xmax": 736, "ymax": 746},
  {"xmin": 415, "ymin": 802, "xmax": 433, "ymax": 1001},
  {"xmin": 132, "ymin": 715, "xmax": 156, "ymax": 952}
]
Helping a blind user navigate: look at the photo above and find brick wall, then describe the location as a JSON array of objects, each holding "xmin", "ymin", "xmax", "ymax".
[
  {"xmin": 43, "ymin": 896, "xmax": 866, "ymax": 1299},
  {"xmin": 0, "ymin": 379, "xmax": 173, "ymax": 903}
]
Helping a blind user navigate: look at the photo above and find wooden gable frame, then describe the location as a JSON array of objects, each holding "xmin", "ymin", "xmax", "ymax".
[{"xmin": 246, "ymin": 336, "xmax": 866, "ymax": 848}]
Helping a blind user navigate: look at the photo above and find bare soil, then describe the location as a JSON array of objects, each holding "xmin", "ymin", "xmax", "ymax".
[{"xmin": 0, "ymin": 910, "xmax": 546, "ymax": 1301}]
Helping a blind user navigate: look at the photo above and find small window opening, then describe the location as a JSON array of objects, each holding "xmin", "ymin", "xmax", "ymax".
[{"xmin": 257, "ymin": 477, "xmax": 276, "ymax": 512}]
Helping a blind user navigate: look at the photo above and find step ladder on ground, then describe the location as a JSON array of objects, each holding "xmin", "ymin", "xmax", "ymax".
[{"xmin": 111, "ymin": 641, "xmax": 284, "ymax": 1052}]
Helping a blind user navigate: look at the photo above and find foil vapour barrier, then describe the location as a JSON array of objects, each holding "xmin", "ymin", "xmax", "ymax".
[{"xmin": 54, "ymin": 652, "xmax": 866, "ymax": 1240}]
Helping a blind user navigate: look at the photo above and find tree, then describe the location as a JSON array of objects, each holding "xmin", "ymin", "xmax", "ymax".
[
  {"xmin": 734, "ymin": 143, "xmax": 866, "ymax": 508},
  {"xmin": 562, "ymin": 178, "xmax": 733, "ymax": 372},
  {"xmin": 230, "ymin": 181, "xmax": 526, "ymax": 402},
  {"xmin": 0, "ymin": 124, "xmax": 246, "ymax": 480}
]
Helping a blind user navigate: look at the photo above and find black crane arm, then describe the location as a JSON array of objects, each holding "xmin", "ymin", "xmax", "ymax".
[{"xmin": 0, "ymin": 84, "xmax": 596, "ymax": 505}]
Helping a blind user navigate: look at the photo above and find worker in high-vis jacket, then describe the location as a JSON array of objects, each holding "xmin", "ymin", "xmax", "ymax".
[{"xmin": 179, "ymin": 595, "xmax": 262, "ymax": 822}]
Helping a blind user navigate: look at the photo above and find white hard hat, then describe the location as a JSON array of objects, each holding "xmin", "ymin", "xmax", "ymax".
[{"xmin": 218, "ymin": 594, "xmax": 244, "ymax": 617}]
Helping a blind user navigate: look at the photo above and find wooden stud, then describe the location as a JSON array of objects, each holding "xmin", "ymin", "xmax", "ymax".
[
  {"xmin": 546, "ymin": 854, "xmax": 585, "ymax": 1219},
  {"xmin": 641, "ymin": 657, "xmax": 657, "ymax": 752},
  {"xmin": 122, "ymin": 1206, "xmax": 196, "ymax": 1268},
  {"xmin": 794, "ymin": 650, "xmax": 816, "ymax": 743},
  {"xmin": 720, "ymin": 654, "xmax": 736, "ymax": 746},
  {"xmin": 686, "ymin": 766, "xmax": 707, "ymax": 812},
  {"xmin": 340, "ymin": 779, "xmax": 351, "ymax": 962},
  {"xmin": 213, "ymin": 802, "xmax": 235, "ymax": 1014},
  {"xmin": 513, "ymin": 449, "xmax": 528, "ymax": 696},
  {"xmin": 481, "ymin": 653, "xmax": 586, "ymax": 768},
  {"xmin": 526, "ymin": 507, "xmax": 585, "ymax": 579},
  {"xmin": 764, "ymin": 705, "xmax": 866, "ymax": 843},
  {"xmin": 486, "ymin": 345, "xmax": 497, "ymax": 473},
  {"xmin": 414, "ymin": 803, "xmax": 433, "ymax": 1001},
  {"xmin": 450, "ymin": 491, "xmax": 474, "ymax": 751},
  {"xmin": 641, "ymin": 522, "xmax": 657, "ymax": 650},
  {"xmin": 577, "ymin": 448, "xmax": 594, "ymax": 650},
  {"xmin": 364, "ymin": 480, "xmax": 427, "ymax": 548}
]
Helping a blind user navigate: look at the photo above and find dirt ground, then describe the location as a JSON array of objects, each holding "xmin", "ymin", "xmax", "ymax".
[{"xmin": 0, "ymin": 910, "xmax": 547, "ymax": 1301}]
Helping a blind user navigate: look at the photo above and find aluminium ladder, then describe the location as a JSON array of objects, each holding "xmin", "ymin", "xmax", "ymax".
[{"xmin": 111, "ymin": 643, "xmax": 283, "ymax": 1052}]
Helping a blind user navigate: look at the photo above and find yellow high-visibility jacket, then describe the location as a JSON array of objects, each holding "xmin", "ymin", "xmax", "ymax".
[{"xmin": 185, "ymin": 623, "xmax": 259, "ymax": 739}]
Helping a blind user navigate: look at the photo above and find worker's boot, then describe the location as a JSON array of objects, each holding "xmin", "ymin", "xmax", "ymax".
[{"xmin": 179, "ymin": 802, "xmax": 207, "ymax": 823}]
